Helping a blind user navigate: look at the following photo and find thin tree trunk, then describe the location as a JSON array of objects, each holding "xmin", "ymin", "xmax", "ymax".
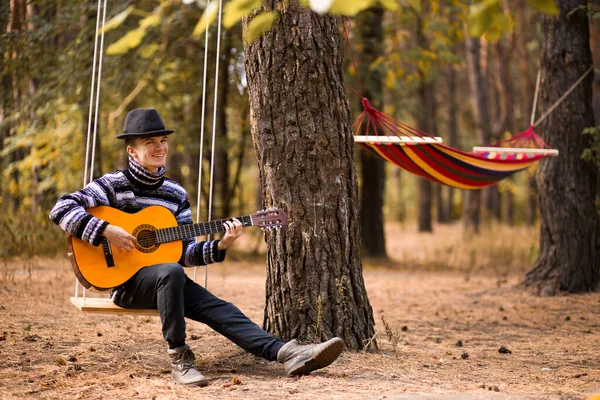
[
  {"xmin": 243, "ymin": 1, "xmax": 376, "ymax": 350},
  {"xmin": 416, "ymin": 8, "xmax": 433, "ymax": 233},
  {"xmin": 493, "ymin": 39, "xmax": 516, "ymax": 224},
  {"xmin": 523, "ymin": 0, "xmax": 599, "ymax": 294},
  {"xmin": 356, "ymin": 6, "xmax": 387, "ymax": 258},
  {"xmin": 445, "ymin": 65, "xmax": 459, "ymax": 221},
  {"xmin": 9, "ymin": 0, "xmax": 22, "ymax": 213},
  {"xmin": 214, "ymin": 29, "xmax": 232, "ymax": 218},
  {"xmin": 464, "ymin": 35, "xmax": 492, "ymax": 233},
  {"xmin": 0, "ymin": 0, "xmax": 10, "ymax": 210},
  {"xmin": 516, "ymin": 0, "xmax": 538, "ymax": 225}
]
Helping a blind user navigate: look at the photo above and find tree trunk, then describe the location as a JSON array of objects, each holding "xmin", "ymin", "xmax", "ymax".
[
  {"xmin": 8, "ymin": 0, "xmax": 23, "ymax": 213},
  {"xmin": 524, "ymin": 0, "xmax": 599, "ymax": 294},
  {"xmin": 416, "ymin": 10, "xmax": 433, "ymax": 233},
  {"xmin": 356, "ymin": 6, "xmax": 387, "ymax": 259},
  {"xmin": 0, "ymin": 0, "xmax": 10, "ymax": 209},
  {"xmin": 493, "ymin": 39, "xmax": 516, "ymax": 224},
  {"xmin": 445, "ymin": 65, "xmax": 459, "ymax": 221},
  {"xmin": 214, "ymin": 29, "xmax": 232, "ymax": 218},
  {"xmin": 464, "ymin": 35, "xmax": 490, "ymax": 233},
  {"xmin": 243, "ymin": 1, "xmax": 376, "ymax": 350},
  {"xmin": 516, "ymin": 0, "xmax": 538, "ymax": 225},
  {"xmin": 590, "ymin": 12, "xmax": 600, "ymax": 124}
]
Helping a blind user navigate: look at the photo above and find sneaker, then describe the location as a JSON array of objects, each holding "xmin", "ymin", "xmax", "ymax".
[
  {"xmin": 277, "ymin": 337, "xmax": 344, "ymax": 376},
  {"xmin": 168, "ymin": 344, "xmax": 208, "ymax": 386}
]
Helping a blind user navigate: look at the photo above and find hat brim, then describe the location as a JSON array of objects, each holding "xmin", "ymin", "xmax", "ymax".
[{"xmin": 116, "ymin": 129, "xmax": 175, "ymax": 140}]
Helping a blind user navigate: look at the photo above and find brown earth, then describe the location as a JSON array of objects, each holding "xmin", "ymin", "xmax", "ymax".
[{"xmin": 1, "ymin": 223, "xmax": 599, "ymax": 400}]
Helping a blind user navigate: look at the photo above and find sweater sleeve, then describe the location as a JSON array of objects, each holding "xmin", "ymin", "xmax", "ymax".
[
  {"xmin": 174, "ymin": 196, "xmax": 226, "ymax": 267},
  {"xmin": 49, "ymin": 177, "xmax": 113, "ymax": 246}
]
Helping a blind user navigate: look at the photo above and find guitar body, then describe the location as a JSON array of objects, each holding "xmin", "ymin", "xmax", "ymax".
[{"xmin": 69, "ymin": 206, "xmax": 183, "ymax": 291}]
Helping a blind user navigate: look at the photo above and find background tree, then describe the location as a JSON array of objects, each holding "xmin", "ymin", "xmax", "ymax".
[
  {"xmin": 356, "ymin": 6, "xmax": 388, "ymax": 259},
  {"xmin": 523, "ymin": 0, "xmax": 599, "ymax": 294},
  {"xmin": 243, "ymin": 1, "xmax": 376, "ymax": 349}
]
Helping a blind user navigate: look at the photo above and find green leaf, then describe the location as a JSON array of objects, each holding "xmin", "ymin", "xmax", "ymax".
[
  {"xmin": 243, "ymin": 11, "xmax": 278, "ymax": 43},
  {"xmin": 100, "ymin": 6, "xmax": 135, "ymax": 34},
  {"xmin": 525, "ymin": 0, "xmax": 558, "ymax": 16},
  {"xmin": 329, "ymin": 0, "xmax": 374, "ymax": 16},
  {"xmin": 192, "ymin": 2, "xmax": 219, "ymax": 38},
  {"xmin": 223, "ymin": 0, "xmax": 262, "ymax": 28}
]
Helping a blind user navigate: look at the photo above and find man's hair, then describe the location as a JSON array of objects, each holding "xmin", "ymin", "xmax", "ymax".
[{"xmin": 125, "ymin": 137, "xmax": 137, "ymax": 148}]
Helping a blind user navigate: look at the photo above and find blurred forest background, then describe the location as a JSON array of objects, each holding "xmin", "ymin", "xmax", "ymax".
[{"xmin": 0, "ymin": 0, "xmax": 598, "ymax": 274}]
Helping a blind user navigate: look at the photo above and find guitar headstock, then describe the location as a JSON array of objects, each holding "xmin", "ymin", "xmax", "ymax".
[{"xmin": 251, "ymin": 208, "xmax": 287, "ymax": 230}]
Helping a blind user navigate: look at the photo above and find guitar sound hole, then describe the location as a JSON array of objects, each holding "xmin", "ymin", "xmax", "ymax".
[
  {"xmin": 137, "ymin": 230, "xmax": 156, "ymax": 248},
  {"xmin": 132, "ymin": 224, "xmax": 159, "ymax": 253}
]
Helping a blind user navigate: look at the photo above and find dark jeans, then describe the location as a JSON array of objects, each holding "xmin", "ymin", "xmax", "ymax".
[{"xmin": 113, "ymin": 263, "xmax": 284, "ymax": 361}]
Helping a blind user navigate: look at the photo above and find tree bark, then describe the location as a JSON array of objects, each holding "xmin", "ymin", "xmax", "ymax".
[
  {"xmin": 243, "ymin": 1, "xmax": 376, "ymax": 349},
  {"xmin": 356, "ymin": 6, "xmax": 387, "ymax": 259},
  {"xmin": 524, "ymin": 0, "xmax": 599, "ymax": 294}
]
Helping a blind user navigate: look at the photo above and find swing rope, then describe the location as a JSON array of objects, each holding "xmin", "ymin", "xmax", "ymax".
[
  {"xmin": 75, "ymin": 0, "xmax": 224, "ymax": 304},
  {"xmin": 77, "ymin": 0, "xmax": 108, "ymax": 302},
  {"xmin": 195, "ymin": 0, "xmax": 224, "ymax": 288},
  {"xmin": 195, "ymin": 0, "xmax": 211, "ymax": 284},
  {"xmin": 206, "ymin": 0, "xmax": 225, "ymax": 289}
]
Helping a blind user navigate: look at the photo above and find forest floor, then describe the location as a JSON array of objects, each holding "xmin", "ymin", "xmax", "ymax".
[{"xmin": 1, "ymin": 222, "xmax": 599, "ymax": 400}]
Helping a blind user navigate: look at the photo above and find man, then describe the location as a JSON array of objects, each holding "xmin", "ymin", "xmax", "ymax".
[{"xmin": 50, "ymin": 108, "xmax": 344, "ymax": 386}]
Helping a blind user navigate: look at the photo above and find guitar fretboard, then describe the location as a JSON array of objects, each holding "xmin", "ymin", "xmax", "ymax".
[{"xmin": 154, "ymin": 215, "xmax": 254, "ymax": 244}]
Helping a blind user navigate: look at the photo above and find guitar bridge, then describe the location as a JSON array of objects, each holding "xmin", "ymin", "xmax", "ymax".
[{"xmin": 101, "ymin": 238, "xmax": 115, "ymax": 268}]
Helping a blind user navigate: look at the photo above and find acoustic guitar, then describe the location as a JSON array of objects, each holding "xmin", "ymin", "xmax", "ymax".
[{"xmin": 68, "ymin": 205, "xmax": 287, "ymax": 291}]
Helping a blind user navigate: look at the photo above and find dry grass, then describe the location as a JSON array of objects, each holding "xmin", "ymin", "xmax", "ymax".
[{"xmin": 1, "ymin": 222, "xmax": 599, "ymax": 400}]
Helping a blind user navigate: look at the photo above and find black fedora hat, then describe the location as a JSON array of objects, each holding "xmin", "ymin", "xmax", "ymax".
[{"xmin": 116, "ymin": 108, "xmax": 175, "ymax": 139}]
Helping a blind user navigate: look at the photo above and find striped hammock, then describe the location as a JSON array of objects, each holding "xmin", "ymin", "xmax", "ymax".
[{"xmin": 353, "ymin": 99, "xmax": 558, "ymax": 190}]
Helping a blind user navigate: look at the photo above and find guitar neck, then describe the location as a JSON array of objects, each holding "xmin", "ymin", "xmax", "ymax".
[{"xmin": 154, "ymin": 215, "xmax": 253, "ymax": 244}]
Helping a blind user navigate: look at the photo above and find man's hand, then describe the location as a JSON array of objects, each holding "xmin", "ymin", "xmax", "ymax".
[
  {"xmin": 102, "ymin": 224, "xmax": 136, "ymax": 252},
  {"xmin": 218, "ymin": 218, "xmax": 243, "ymax": 251}
]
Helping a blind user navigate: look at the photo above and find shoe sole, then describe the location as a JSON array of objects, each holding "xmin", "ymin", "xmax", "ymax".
[
  {"xmin": 288, "ymin": 337, "xmax": 344, "ymax": 376},
  {"xmin": 171, "ymin": 372, "xmax": 209, "ymax": 387}
]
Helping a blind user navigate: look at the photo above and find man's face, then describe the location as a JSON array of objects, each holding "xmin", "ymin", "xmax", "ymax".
[{"xmin": 127, "ymin": 135, "xmax": 169, "ymax": 173}]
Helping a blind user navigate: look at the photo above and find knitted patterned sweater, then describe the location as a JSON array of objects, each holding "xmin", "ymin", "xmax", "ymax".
[{"xmin": 49, "ymin": 157, "xmax": 224, "ymax": 267}]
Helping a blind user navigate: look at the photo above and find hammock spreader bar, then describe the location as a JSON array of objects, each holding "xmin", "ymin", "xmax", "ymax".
[{"xmin": 353, "ymin": 98, "xmax": 558, "ymax": 190}]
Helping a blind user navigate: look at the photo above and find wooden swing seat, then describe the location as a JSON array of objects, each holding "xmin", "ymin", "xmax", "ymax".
[{"xmin": 70, "ymin": 296, "xmax": 158, "ymax": 316}]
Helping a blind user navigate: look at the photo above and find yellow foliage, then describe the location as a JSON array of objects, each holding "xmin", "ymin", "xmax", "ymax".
[
  {"xmin": 192, "ymin": 2, "xmax": 219, "ymax": 38},
  {"xmin": 223, "ymin": 0, "xmax": 262, "ymax": 29},
  {"xmin": 100, "ymin": 6, "xmax": 135, "ymax": 34},
  {"xmin": 140, "ymin": 43, "xmax": 160, "ymax": 59},
  {"xmin": 525, "ymin": 0, "xmax": 558, "ymax": 15},
  {"xmin": 329, "ymin": 0, "xmax": 373, "ymax": 16},
  {"xmin": 106, "ymin": 12, "xmax": 161, "ymax": 55},
  {"xmin": 243, "ymin": 11, "xmax": 279, "ymax": 43}
]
